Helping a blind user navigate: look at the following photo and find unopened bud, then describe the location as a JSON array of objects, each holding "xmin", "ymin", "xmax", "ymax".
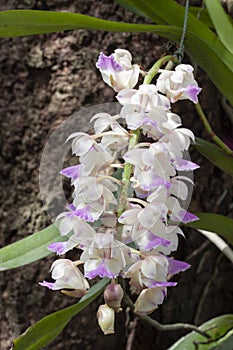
[
  {"xmin": 97, "ymin": 304, "xmax": 115, "ymax": 335},
  {"xmin": 104, "ymin": 283, "xmax": 124, "ymax": 312}
]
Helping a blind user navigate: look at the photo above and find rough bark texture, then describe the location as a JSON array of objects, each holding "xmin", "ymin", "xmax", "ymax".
[{"xmin": 0, "ymin": 1, "xmax": 233, "ymax": 350}]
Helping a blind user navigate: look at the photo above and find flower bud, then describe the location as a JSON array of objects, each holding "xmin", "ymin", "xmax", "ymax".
[
  {"xmin": 104, "ymin": 283, "xmax": 124, "ymax": 312},
  {"xmin": 134, "ymin": 287, "xmax": 164, "ymax": 315},
  {"xmin": 97, "ymin": 304, "xmax": 115, "ymax": 335}
]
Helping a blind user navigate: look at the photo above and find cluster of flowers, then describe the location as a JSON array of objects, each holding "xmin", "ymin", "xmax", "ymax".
[{"xmin": 40, "ymin": 49, "xmax": 201, "ymax": 334}]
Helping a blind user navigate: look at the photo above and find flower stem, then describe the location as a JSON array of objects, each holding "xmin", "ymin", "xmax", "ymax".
[
  {"xmin": 143, "ymin": 55, "xmax": 178, "ymax": 84},
  {"xmin": 140, "ymin": 315, "xmax": 211, "ymax": 339},
  {"xmin": 123, "ymin": 291, "xmax": 211, "ymax": 339},
  {"xmin": 195, "ymin": 102, "xmax": 233, "ymax": 155},
  {"xmin": 117, "ymin": 129, "xmax": 139, "ymax": 217},
  {"xmin": 117, "ymin": 55, "xmax": 178, "ymax": 218}
]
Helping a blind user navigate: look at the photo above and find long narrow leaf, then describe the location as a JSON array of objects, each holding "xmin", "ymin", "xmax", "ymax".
[
  {"xmin": 115, "ymin": 0, "xmax": 151, "ymax": 19},
  {"xmin": 194, "ymin": 138, "xmax": 233, "ymax": 177},
  {"xmin": 189, "ymin": 7, "xmax": 213, "ymax": 28},
  {"xmin": 168, "ymin": 314, "xmax": 233, "ymax": 350},
  {"xmin": 117, "ymin": 0, "xmax": 214, "ymax": 28},
  {"xmin": 12, "ymin": 278, "xmax": 109, "ymax": 350},
  {"xmin": 0, "ymin": 10, "xmax": 232, "ymax": 104},
  {"xmin": 185, "ymin": 213, "xmax": 233, "ymax": 245},
  {"xmin": 0, "ymin": 10, "xmax": 175, "ymax": 37},
  {"xmin": 0, "ymin": 224, "xmax": 66, "ymax": 271},
  {"xmin": 126, "ymin": 0, "xmax": 233, "ymax": 73},
  {"xmin": 204, "ymin": 0, "xmax": 233, "ymax": 54}
]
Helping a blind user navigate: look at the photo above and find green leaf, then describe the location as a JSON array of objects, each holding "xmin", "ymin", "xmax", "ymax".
[
  {"xmin": 194, "ymin": 138, "xmax": 233, "ymax": 177},
  {"xmin": 12, "ymin": 278, "xmax": 109, "ymax": 350},
  {"xmin": 189, "ymin": 6, "xmax": 213, "ymax": 28},
  {"xmin": 185, "ymin": 213, "xmax": 233, "ymax": 245},
  {"xmin": 0, "ymin": 224, "xmax": 66, "ymax": 271},
  {"xmin": 204, "ymin": 0, "xmax": 233, "ymax": 54},
  {"xmin": 0, "ymin": 10, "xmax": 170, "ymax": 37},
  {"xmin": 115, "ymin": 0, "xmax": 148, "ymax": 18},
  {"xmin": 116, "ymin": 1, "xmax": 214, "ymax": 27},
  {"xmin": 0, "ymin": 9, "xmax": 232, "ymax": 104},
  {"xmin": 122, "ymin": 0, "xmax": 224, "ymax": 55},
  {"xmin": 116, "ymin": 1, "xmax": 214, "ymax": 28},
  {"xmin": 167, "ymin": 314, "xmax": 233, "ymax": 350}
]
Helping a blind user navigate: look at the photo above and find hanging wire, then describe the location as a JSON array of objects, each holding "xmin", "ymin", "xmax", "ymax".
[{"xmin": 174, "ymin": 0, "xmax": 190, "ymax": 62}]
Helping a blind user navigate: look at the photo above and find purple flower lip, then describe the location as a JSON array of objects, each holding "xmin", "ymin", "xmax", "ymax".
[
  {"xmin": 181, "ymin": 211, "xmax": 199, "ymax": 223},
  {"xmin": 96, "ymin": 52, "xmax": 122, "ymax": 72},
  {"xmin": 74, "ymin": 207, "xmax": 95, "ymax": 222},
  {"xmin": 60, "ymin": 165, "xmax": 82, "ymax": 180},
  {"xmin": 85, "ymin": 260, "xmax": 116, "ymax": 279},
  {"xmin": 185, "ymin": 85, "xmax": 202, "ymax": 104},
  {"xmin": 167, "ymin": 257, "xmax": 191, "ymax": 275},
  {"xmin": 172, "ymin": 211, "xmax": 199, "ymax": 224},
  {"xmin": 48, "ymin": 242, "xmax": 66, "ymax": 255},
  {"xmin": 143, "ymin": 234, "xmax": 171, "ymax": 251},
  {"xmin": 65, "ymin": 204, "xmax": 95, "ymax": 222},
  {"xmin": 175, "ymin": 158, "xmax": 199, "ymax": 171}
]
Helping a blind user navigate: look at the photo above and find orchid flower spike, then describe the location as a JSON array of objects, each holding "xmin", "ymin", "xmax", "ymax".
[{"xmin": 40, "ymin": 49, "xmax": 202, "ymax": 323}]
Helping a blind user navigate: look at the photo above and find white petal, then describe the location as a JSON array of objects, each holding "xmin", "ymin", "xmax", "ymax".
[{"xmin": 116, "ymin": 89, "xmax": 136, "ymax": 105}]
